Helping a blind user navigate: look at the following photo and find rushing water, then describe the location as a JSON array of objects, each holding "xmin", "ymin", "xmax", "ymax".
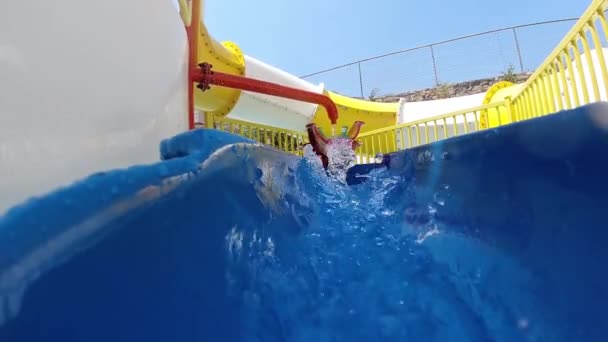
[
  {"xmin": 222, "ymin": 141, "xmax": 560, "ymax": 341},
  {"xmin": 2, "ymin": 123, "xmax": 605, "ymax": 341}
]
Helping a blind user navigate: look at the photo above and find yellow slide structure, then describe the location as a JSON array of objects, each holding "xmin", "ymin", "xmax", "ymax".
[
  {"xmin": 313, "ymin": 92, "xmax": 399, "ymax": 134},
  {"xmin": 183, "ymin": 0, "xmax": 517, "ymax": 136},
  {"xmin": 183, "ymin": 0, "xmax": 397, "ymax": 135}
]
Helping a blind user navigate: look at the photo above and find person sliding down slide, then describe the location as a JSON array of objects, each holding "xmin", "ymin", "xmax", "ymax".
[{"xmin": 305, "ymin": 121, "xmax": 364, "ymax": 170}]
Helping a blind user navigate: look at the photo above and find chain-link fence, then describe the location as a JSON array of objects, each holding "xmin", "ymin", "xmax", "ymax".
[{"xmin": 300, "ymin": 18, "xmax": 584, "ymax": 99}]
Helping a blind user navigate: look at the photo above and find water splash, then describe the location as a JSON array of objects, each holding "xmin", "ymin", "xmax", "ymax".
[
  {"xmin": 218, "ymin": 146, "xmax": 562, "ymax": 341},
  {"xmin": 303, "ymin": 144, "xmax": 322, "ymax": 169},
  {"xmin": 0, "ymin": 128, "xmax": 579, "ymax": 341},
  {"xmin": 325, "ymin": 139, "xmax": 356, "ymax": 184}
]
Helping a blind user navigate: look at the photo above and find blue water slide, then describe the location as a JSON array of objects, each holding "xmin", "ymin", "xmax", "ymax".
[{"xmin": 1, "ymin": 103, "xmax": 607, "ymax": 341}]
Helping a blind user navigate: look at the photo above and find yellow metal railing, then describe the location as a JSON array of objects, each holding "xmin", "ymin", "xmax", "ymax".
[
  {"xmin": 178, "ymin": 1, "xmax": 308, "ymax": 156},
  {"xmin": 211, "ymin": 117, "xmax": 309, "ymax": 156},
  {"xmin": 356, "ymin": 102, "xmax": 509, "ymax": 162},
  {"xmin": 354, "ymin": 0, "xmax": 608, "ymax": 162},
  {"xmin": 184, "ymin": 0, "xmax": 608, "ymax": 164},
  {"xmin": 511, "ymin": 0, "xmax": 608, "ymax": 117}
]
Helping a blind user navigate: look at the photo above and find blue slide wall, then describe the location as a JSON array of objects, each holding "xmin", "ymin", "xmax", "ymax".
[{"xmin": 1, "ymin": 103, "xmax": 607, "ymax": 341}]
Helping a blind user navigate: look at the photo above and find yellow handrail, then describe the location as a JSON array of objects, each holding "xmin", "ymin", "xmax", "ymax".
[
  {"xmin": 511, "ymin": 0, "xmax": 608, "ymax": 116},
  {"xmin": 353, "ymin": 0, "xmax": 608, "ymax": 163},
  {"xmin": 355, "ymin": 102, "xmax": 507, "ymax": 163},
  {"xmin": 212, "ymin": 117, "xmax": 309, "ymax": 156},
  {"xmin": 188, "ymin": 0, "xmax": 608, "ymax": 165}
]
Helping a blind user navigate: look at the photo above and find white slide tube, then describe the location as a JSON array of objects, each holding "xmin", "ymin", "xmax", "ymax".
[
  {"xmin": 227, "ymin": 56, "xmax": 325, "ymax": 130},
  {"xmin": 0, "ymin": 0, "xmax": 189, "ymax": 214}
]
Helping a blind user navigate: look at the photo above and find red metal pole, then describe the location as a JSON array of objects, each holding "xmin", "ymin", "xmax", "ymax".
[
  {"xmin": 192, "ymin": 63, "xmax": 339, "ymax": 125},
  {"xmin": 186, "ymin": 27, "xmax": 195, "ymax": 130},
  {"xmin": 185, "ymin": 0, "xmax": 201, "ymax": 130}
]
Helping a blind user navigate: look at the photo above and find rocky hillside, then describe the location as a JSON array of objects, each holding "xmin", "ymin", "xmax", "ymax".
[{"xmin": 374, "ymin": 72, "xmax": 532, "ymax": 103}]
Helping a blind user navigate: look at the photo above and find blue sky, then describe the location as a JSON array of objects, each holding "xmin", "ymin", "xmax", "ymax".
[{"xmin": 204, "ymin": 0, "xmax": 590, "ymax": 96}]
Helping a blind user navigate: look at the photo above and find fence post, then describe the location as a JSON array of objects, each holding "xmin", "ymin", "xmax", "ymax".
[
  {"xmin": 205, "ymin": 112, "xmax": 215, "ymax": 128},
  {"xmin": 358, "ymin": 62, "xmax": 364, "ymax": 99},
  {"xmin": 512, "ymin": 28, "xmax": 525, "ymax": 73},
  {"xmin": 429, "ymin": 44, "xmax": 440, "ymax": 86},
  {"xmin": 505, "ymin": 96, "xmax": 516, "ymax": 122}
]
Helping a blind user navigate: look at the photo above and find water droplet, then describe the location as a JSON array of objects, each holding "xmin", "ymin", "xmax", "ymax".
[
  {"xmin": 375, "ymin": 153, "xmax": 384, "ymax": 163},
  {"xmin": 433, "ymin": 192, "xmax": 445, "ymax": 206},
  {"xmin": 381, "ymin": 209, "xmax": 395, "ymax": 216},
  {"xmin": 517, "ymin": 318, "xmax": 529, "ymax": 330}
]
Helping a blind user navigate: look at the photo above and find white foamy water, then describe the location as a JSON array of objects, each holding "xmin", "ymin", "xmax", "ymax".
[{"xmin": 326, "ymin": 139, "xmax": 356, "ymax": 184}]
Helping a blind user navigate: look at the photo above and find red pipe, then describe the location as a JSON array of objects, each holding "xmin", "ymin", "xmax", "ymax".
[
  {"xmin": 186, "ymin": 26, "xmax": 195, "ymax": 130},
  {"xmin": 185, "ymin": 0, "xmax": 201, "ymax": 130},
  {"xmin": 192, "ymin": 63, "xmax": 339, "ymax": 125}
]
